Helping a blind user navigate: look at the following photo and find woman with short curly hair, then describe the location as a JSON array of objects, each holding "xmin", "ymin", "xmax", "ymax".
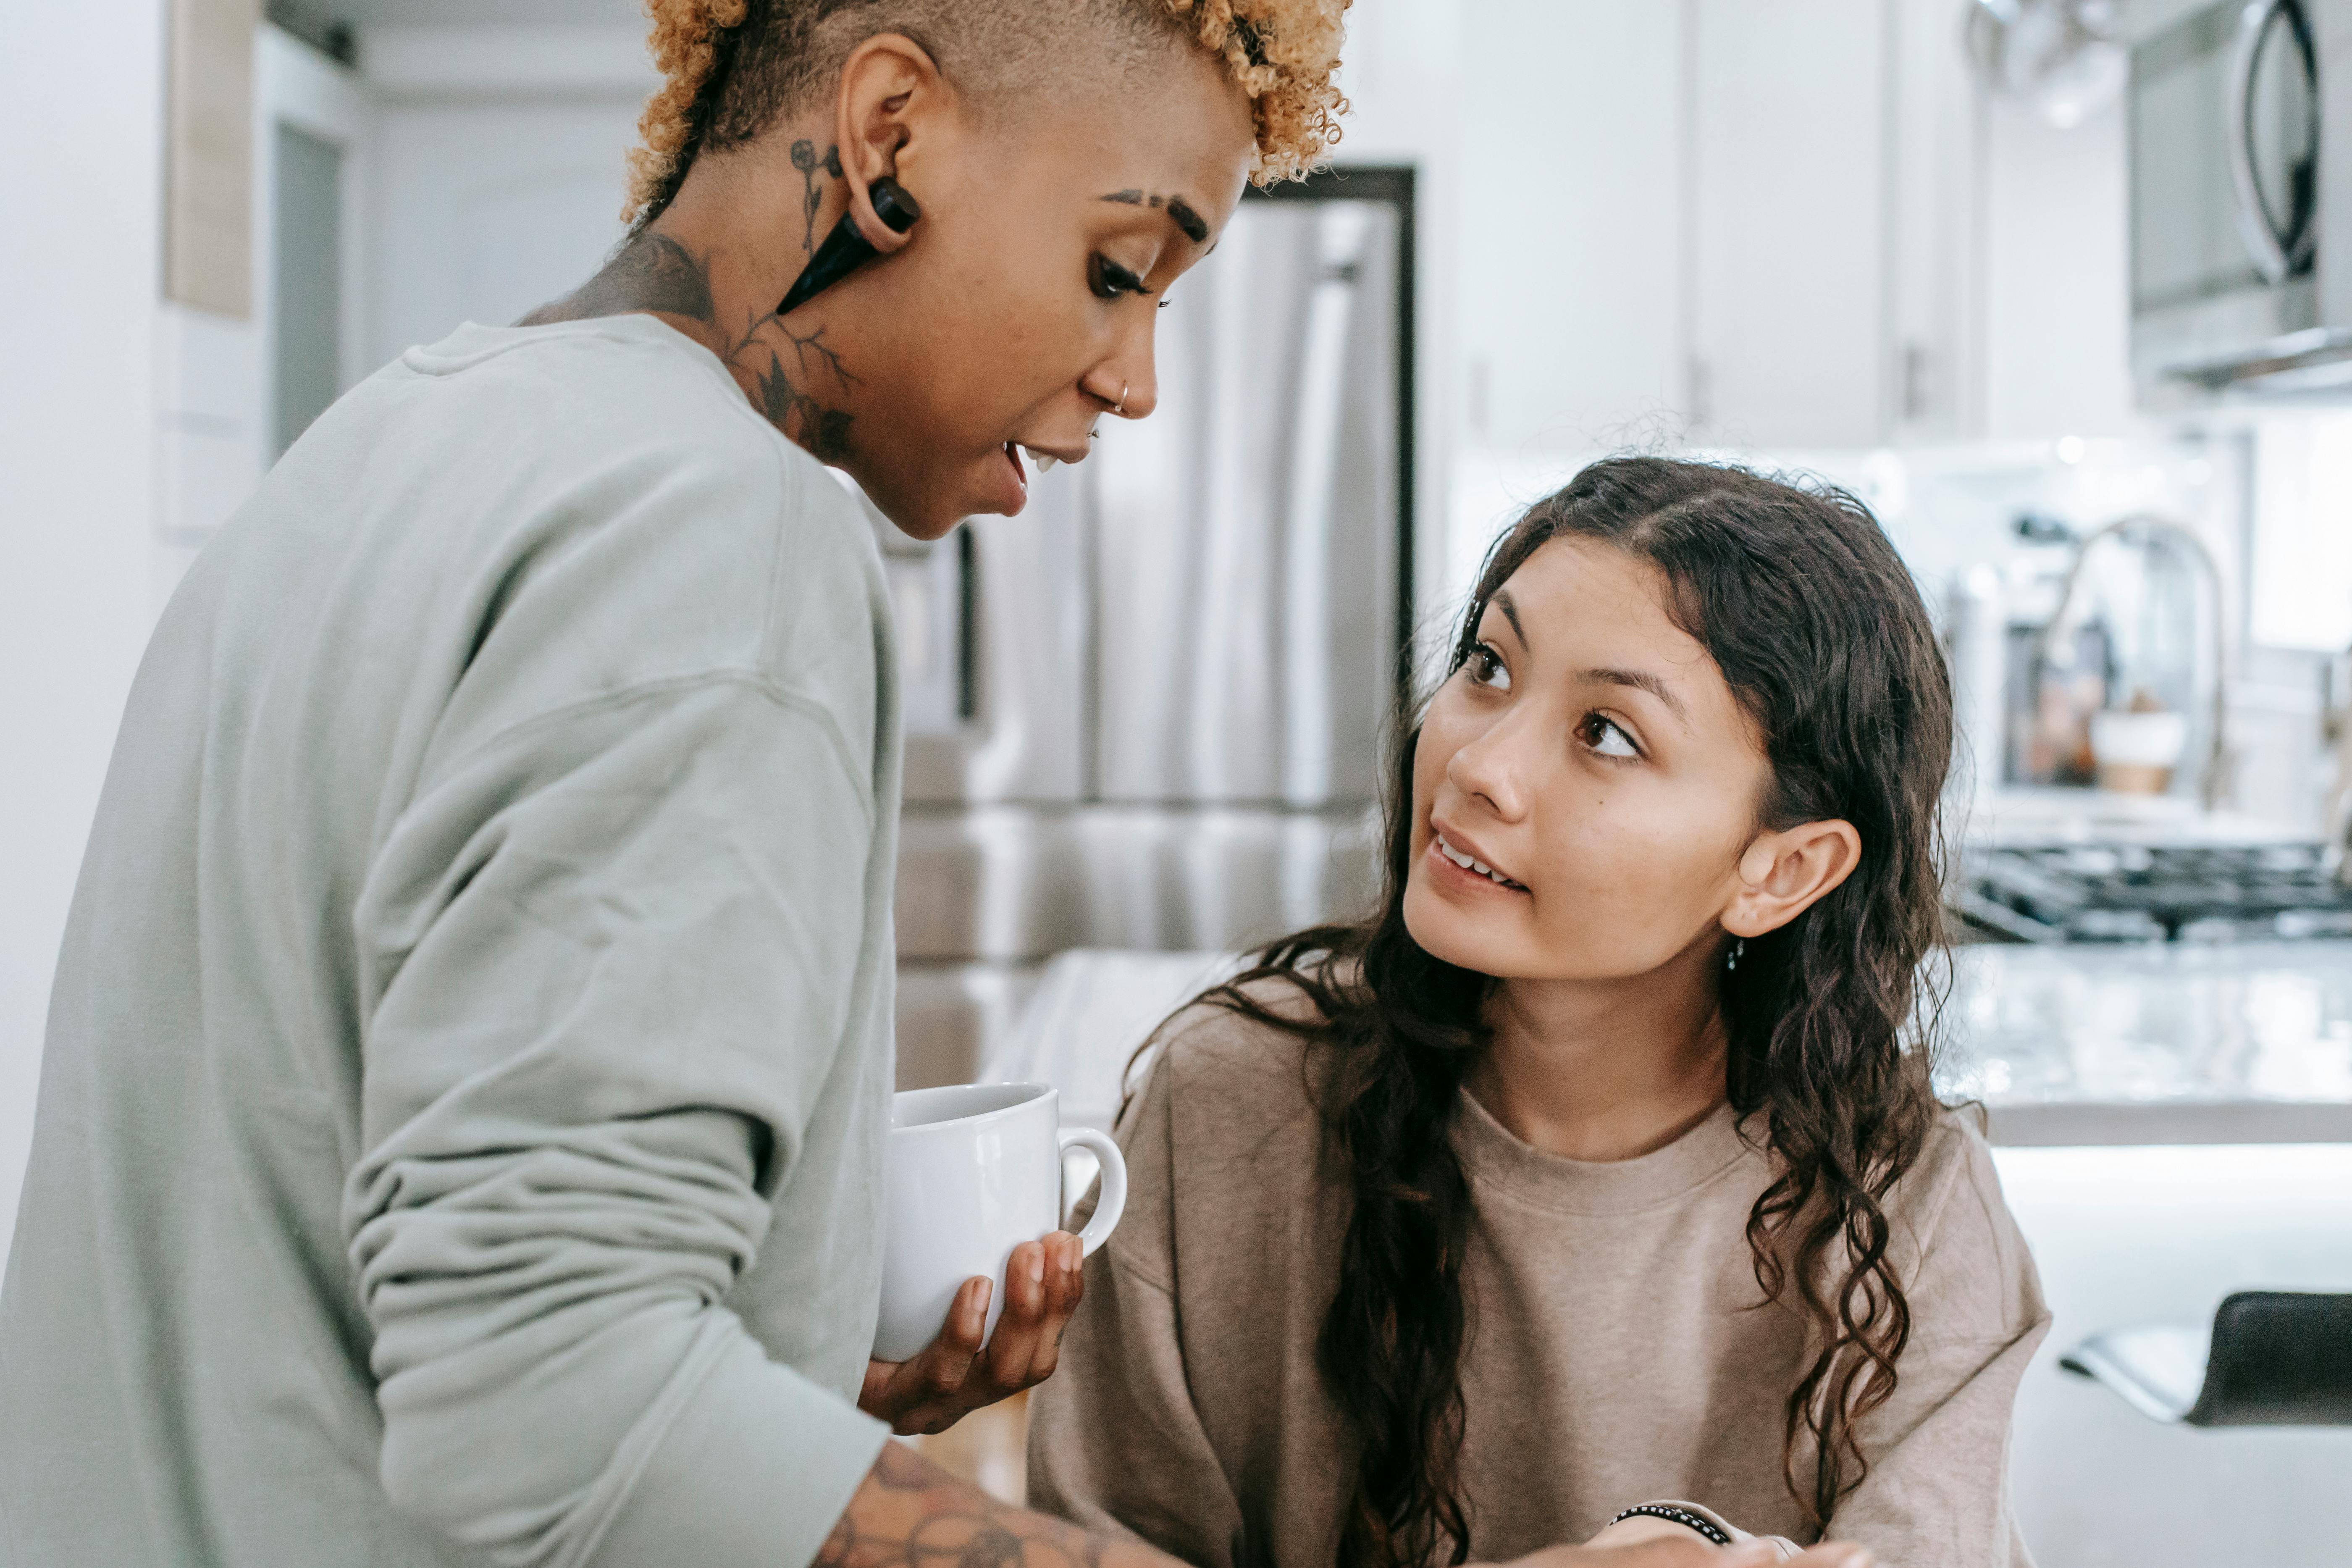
[
  {"xmin": 525, "ymin": 0, "xmax": 1349, "ymax": 532},
  {"xmin": 0, "ymin": 5, "xmax": 1347, "ymax": 1568}
]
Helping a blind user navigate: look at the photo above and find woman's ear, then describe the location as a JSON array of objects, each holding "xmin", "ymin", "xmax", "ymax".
[
  {"xmin": 832, "ymin": 33, "xmax": 946, "ymax": 255},
  {"xmin": 1722, "ymin": 819, "xmax": 1862, "ymax": 939}
]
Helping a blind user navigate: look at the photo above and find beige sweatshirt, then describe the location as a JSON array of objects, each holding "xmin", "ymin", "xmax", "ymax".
[{"xmin": 1028, "ymin": 995, "xmax": 2048, "ymax": 1568}]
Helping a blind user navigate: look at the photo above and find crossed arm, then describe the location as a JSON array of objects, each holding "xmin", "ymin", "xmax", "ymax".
[
  {"xmin": 822, "ymin": 1446, "xmax": 1873, "ymax": 1568},
  {"xmin": 845, "ymin": 1230, "xmax": 1874, "ymax": 1568}
]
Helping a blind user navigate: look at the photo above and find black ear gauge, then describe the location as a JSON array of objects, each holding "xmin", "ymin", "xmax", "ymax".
[
  {"xmin": 776, "ymin": 177, "xmax": 924, "ymax": 317},
  {"xmin": 866, "ymin": 177, "xmax": 921, "ymax": 235}
]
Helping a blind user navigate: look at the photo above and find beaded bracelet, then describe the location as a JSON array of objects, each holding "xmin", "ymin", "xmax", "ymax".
[{"xmin": 1609, "ymin": 1504, "xmax": 1733, "ymax": 1546}]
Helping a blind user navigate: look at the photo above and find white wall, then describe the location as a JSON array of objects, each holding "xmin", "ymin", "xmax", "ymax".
[
  {"xmin": 155, "ymin": 31, "xmax": 379, "ymax": 610},
  {"xmin": 0, "ymin": 5, "xmax": 168, "ymax": 1278},
  {"xmin": 361, "ymin": 24, "xmax": 651, "ymax": 369}
]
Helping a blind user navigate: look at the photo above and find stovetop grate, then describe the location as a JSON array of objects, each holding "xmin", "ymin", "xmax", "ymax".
[{"xmin": 1952, "ymin": 843, "xmax": 2352, "ymax": 943}]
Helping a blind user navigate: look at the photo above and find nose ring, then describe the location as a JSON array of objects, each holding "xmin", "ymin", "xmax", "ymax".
[{"xmin": 1115, "ymin": 381, "xmax": 1129, "ymax": 415}]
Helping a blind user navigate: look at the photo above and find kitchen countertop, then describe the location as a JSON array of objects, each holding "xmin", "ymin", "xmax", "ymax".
[
  {"xmin": 1942, "ymin": 941, "xmax": 2352, "ymax": 1145},
  {"xmin": 990, "ymin": 943, "xmax": 2352, "ymax": 1147}
]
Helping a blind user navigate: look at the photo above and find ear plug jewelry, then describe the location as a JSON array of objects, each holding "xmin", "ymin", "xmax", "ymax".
[{"xmin": 776, "ymin": 177, "xmax": 921, "ymax": 317}]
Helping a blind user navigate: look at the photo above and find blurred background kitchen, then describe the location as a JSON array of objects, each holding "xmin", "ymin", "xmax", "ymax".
[{"xmin": 5, "ymin": 0, "xmax": 2352, "ymax": 1561}]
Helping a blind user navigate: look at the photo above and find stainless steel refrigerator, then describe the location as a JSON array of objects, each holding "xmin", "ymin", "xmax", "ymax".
[{"xmin": 880, "ymin": 168, "xmax": 1416, "ymax": 1088}]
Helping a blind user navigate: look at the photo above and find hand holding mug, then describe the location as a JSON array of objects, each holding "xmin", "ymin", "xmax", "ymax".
[
  {"xmin": 861, "ymin": 1083, "xmax": 1128, "ymax": 1436},
  {"xmin": 859, "ymin": 1229, "xmax": 1087, "ymax": 1435}
]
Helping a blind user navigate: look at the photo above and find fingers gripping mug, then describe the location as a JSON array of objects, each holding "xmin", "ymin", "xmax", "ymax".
[{"xmin": 873, "ymin": 1082, "xmax": 1128, "ymax": 1364}]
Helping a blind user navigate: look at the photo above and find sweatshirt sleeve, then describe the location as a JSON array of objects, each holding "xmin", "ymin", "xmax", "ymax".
[
  {"xmin": 1819, "ymin": 1123, "xmax": 2051, "ymax": 1568},
  {"xmin": 344, "ymin": 674, "xmax": 889, "ymax": 1568},
  {"xmin": 1026, "ymin": 1055, "xmax": 1248, "ymax": 1568}
]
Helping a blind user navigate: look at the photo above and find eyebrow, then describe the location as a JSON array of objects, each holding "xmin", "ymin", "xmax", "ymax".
[
  {"xmin": 1491, "ymin": 589, "xmax": 1528, "ymax": 649},
  {"xmin": 1485, "ymin": 593, "xmax": 1690, "ymax": 725},
  {"xmin": 1100, "ymin": 189, "xmax": 1211, "ymax": 244},
  {"xmin": 1585, "ymin": 667, "xmax": 1691, "ymax": 725}
]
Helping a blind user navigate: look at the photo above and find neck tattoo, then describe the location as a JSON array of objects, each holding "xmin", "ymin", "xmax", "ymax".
[
  {"xmin": 519, "ymin": 226, "xmax": 859, "ymax": 464},
  {"xmin": 790, "ymin": 140, "xmax": 845, "ymax": 256}
]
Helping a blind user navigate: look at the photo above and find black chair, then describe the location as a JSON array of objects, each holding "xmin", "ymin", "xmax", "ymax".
[{"xmin": 2060, "ymin": 1291, "xmax": 2352, "ymax": 1426}]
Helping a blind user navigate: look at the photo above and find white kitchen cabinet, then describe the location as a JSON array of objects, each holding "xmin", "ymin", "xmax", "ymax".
[
  {"xmin": 1457, "ymin": 0, "xmax": 1689, "ymax": 454},
  {"xmin": 1688, "ymin": 0, "xmax": 1890, "ymax": 449},
  {"xmin": 1886, "ymin": 0, "xmax": 1990, "ymax": 441},
  {"xmin": 1459, "ymin": 0, "xmax": 2016, "ymax": 455}
]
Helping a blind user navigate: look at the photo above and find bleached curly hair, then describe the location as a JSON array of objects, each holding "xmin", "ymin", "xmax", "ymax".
[{"xmin": 622, "ymin": 0, "xmax": 1350, "ymax": 226}]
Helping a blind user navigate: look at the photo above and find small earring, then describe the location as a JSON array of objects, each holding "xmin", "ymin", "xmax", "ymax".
[{"xmin": 1726, "ymin": 938, "xmax": 1745, "ymax": 972}]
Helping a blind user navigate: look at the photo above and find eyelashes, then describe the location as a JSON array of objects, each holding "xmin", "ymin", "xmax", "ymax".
[
  {"xmin": 1465, "ymin": 642, "xmax": 1510, "ymax": 691},
  {"xmin": 1089, "ymin": 255, "xmax": 1147, "ymax": 300},
  {"xmin": 1580, "ymin": 714, "xmax": 1641, "ymax": 759},
  {"xmin": 1465, "ymin": 642, "xmax": 1644, "ymax": 760},
  {"xmin": 1090, "ymin": 255, "xmax": 1170, "ymax": 307}
]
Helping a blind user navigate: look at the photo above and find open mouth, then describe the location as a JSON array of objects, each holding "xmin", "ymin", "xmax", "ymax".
[
  {"xmin": 1008, "ymin": 441, "xmax": 1072, "ymax": 475},
  {"xmin": 1432, "ymin": 828, "xmax": 1528, "ymax": 892},
  {"xmin": 1001, "ymin": 442, "xmax": 1028, "ymax": 494}
]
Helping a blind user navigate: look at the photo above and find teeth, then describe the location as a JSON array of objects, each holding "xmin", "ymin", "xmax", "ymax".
[
  {"xmin": 1022, "ymin": 446, "xmax": 1058, "ymax": 473},
  {"xmin": 1438, "ymin": 831, "xmax": 1520, "ymax": 888}
]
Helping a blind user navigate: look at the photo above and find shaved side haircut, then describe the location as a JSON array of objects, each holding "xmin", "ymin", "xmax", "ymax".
[{"xmin": 625, "ymin": 0, "xmax": 1350, "ymax": 226}]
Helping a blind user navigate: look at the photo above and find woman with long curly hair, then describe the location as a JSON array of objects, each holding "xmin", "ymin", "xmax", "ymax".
[
  {"xmin": 1030, "ymin": 458, "xmax": 2048, "ymax": 1568},
  {"xmin": 0, "ymin": 5, "xmax": 1342, "ymax": 1568}
]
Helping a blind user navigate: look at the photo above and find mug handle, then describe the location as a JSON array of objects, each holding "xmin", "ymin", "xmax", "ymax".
[{"xmin": 1055, "ymin": 1127, "xmax": 1128, "ymax": 1257}]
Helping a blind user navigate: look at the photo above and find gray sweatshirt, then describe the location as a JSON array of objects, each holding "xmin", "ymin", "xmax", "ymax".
[{"xmin": 0, "ymin": 315, "xmax": 900, "ymax": 1568}]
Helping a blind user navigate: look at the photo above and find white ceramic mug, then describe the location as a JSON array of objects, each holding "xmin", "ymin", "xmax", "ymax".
[{"xmin": 873, "ymin": 1082, "xmax": 1128, "ymax": 1364}]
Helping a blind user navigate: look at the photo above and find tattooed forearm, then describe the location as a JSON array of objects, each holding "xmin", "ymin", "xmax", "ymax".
[
  {"xmin": 518, "ymin": 233, "xmax": 717, "ymax": 327},
  {"xmin": 791, "ymin": 140, "xmax": 845, "ymax": 255},
  {"xmin": 816, "ymin": 1443, "xmax": 1159, "ymax": 1568}
]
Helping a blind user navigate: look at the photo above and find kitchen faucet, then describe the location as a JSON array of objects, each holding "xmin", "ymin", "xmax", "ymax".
[
  {"xmin": 2322, "ymin": 651, "xmax": 2352, "ymax": 887},
  {"xmin": 2035, "ymin": 513, "xmax": 2233, "ymax": 812}
]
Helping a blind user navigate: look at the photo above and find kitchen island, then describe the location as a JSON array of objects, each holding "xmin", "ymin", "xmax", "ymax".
[
  {"xmin": 1946, "ymin": 940, "xmax": 2352, "ymax": 1145},
  {"xmin": 989, "ymin": 942, "xmax": 2352, "ymax": 1147}
]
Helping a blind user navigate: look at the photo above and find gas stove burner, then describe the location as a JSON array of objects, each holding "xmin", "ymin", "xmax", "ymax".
[{"xmin": 1951, "ymin": 842, "xmax": 2352, "ymax": 943}]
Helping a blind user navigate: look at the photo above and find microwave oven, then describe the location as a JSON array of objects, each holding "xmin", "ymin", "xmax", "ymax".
[{"xmin": 2131, "ymin": 0, "xmax": 2352, "ymax": 396}]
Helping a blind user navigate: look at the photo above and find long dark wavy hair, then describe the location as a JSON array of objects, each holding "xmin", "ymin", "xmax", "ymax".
[{"xmin": 1191, "ymin": 457, "xmax": 1953, "ymax": 1565}]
